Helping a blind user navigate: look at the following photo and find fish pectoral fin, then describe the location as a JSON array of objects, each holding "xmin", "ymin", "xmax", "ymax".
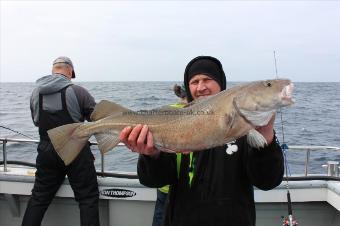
[
  {"xmin": 90, "ymin": 100, "xmax": 132, "ymax": 121},
  {"xmin": 246, "ymin": 129, "xmax": 267, "ymax": 149},
  {"xmin": 239, "ymin": 109, "xmax": 275, "ymax": 127},
  {"xmin": 95, "ymin": 131, "xmax": 121, "ymax": 154}
]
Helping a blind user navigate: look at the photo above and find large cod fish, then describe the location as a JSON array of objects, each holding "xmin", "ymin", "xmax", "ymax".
[{"xmin": 48, "ymin": 79, "xmax": 294, "ymax": 165}]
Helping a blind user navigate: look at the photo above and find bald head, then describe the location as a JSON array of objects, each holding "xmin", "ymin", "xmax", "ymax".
[
  {"xmin": 52, "ymin": 56, "xmax": 76, "ymax": 80},
  {"xmin": 52, "ymin": 63, "xmax": 73, "ymax": 80}
]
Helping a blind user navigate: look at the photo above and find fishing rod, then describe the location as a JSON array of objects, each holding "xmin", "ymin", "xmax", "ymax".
[
  {"xmin": 0, "ymin": 125, "xmax": 34, "ymax": 140},
  {"xmin": 274, "ymin": 51, "xmax": 286, "ymax": 147},
  {"xmin": 273, "ymin": 51, "xmax": 297, "ymax": 226}
]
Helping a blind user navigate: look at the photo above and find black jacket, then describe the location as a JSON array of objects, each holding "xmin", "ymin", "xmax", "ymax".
[{"xmin": 138, "ymin": 136, "xmax": 284, "ymax": 226}]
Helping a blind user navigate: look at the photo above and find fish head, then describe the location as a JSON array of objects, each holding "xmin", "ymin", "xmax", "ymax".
[{"xmin": 233, "ymin": 79, "xmax": 294, "ymax": 126}]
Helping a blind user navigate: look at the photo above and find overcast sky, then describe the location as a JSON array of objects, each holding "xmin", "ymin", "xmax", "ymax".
[{"xmin": 1, "ymin": 1, "xmax": 340, "ymax": 82}]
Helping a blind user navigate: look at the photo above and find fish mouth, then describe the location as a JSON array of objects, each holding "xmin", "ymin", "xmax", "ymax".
[{"xmin": 280, "ymin": 83, "xmax": 295, "ymax": 105}]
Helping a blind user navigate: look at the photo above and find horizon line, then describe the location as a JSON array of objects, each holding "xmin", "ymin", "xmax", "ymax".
[{"xmin": 1, "ymin": 80, "xmax": 340, "ymax": 83}]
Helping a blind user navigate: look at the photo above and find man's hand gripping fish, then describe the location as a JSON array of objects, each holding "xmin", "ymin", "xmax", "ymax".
[{"xmin": 48, "ymin": 79, "xmax": 294, "ymax": 165}]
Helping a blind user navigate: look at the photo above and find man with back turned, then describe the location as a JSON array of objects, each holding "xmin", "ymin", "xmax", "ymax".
[{"xmin": 22, "ymin": 56, "xmax": 100, "ymax": 226}]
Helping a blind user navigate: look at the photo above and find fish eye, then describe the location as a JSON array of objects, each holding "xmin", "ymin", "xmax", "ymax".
[{"xmin": 266, "ymin": 82, "xmax": 272, "ymax": 87}]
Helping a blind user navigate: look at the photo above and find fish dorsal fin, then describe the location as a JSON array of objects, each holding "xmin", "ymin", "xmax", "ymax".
[
  {"xmin": 183, "ymin": 94, "xmax": 217, "ymax": 108},
  {"xmin": 90, "ymin": 100, "xmax": 131, "ymax": 121}
]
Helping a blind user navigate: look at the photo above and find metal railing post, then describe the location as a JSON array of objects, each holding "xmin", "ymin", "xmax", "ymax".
[
  {"xmin": 3, "ymin": 139, "xmax": 8, "ymax": 172},
  {"xmin": 304, "ymin": 149, "xmax": 310, "ymax": 176},
  {"xmin": 101, "ymin": 153, "xmax": 104, "ymax": 175},
  {"xmin": 326, "ymin": 161, "xmax": 339, "ymax": 177}
]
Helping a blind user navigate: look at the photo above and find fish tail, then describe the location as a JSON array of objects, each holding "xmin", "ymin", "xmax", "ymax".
[{"xmin": 47, "ymin": 123, "xmax": 89, "ymax": 165}]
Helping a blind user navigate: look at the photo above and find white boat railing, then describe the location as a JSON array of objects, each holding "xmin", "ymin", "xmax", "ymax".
[
  {"xmin": 1, "ymin": 137, "xmax": 340, "ymax": 178},
  {"xmin": 286, "ymin": 145, "xmax": 340, "ymax": 176},
  {"xmin": 0, "ymin": 137, "xmax": 128, "ymax": 176}
]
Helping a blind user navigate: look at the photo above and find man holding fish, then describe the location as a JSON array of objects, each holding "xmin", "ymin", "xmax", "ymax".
[
  {"xmin": 47, "ymin": 56, "xmax": 294, "ymax": 226},
  {"xmin": 119, "ymin": 56, "xmax": 288, "ymax": 226}
]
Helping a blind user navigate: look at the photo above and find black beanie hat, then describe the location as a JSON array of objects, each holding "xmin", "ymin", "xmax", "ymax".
[{"xmin": 184, "ymin": 56, "xmax": 226, "ymax": 102}]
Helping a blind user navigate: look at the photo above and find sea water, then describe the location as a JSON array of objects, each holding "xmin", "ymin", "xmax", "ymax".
[{"xmin": 1, "ymin": 81, "xmax": 340, "ymax": 174}]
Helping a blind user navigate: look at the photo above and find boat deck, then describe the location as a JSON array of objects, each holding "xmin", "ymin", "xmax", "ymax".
[
  {"xmin": 1, "ymin": 166, "xmax": 339, "ymax": 226},
  {"xmin": 1, "ymin": 139, "xmax": 339, "ymax": 225}
]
